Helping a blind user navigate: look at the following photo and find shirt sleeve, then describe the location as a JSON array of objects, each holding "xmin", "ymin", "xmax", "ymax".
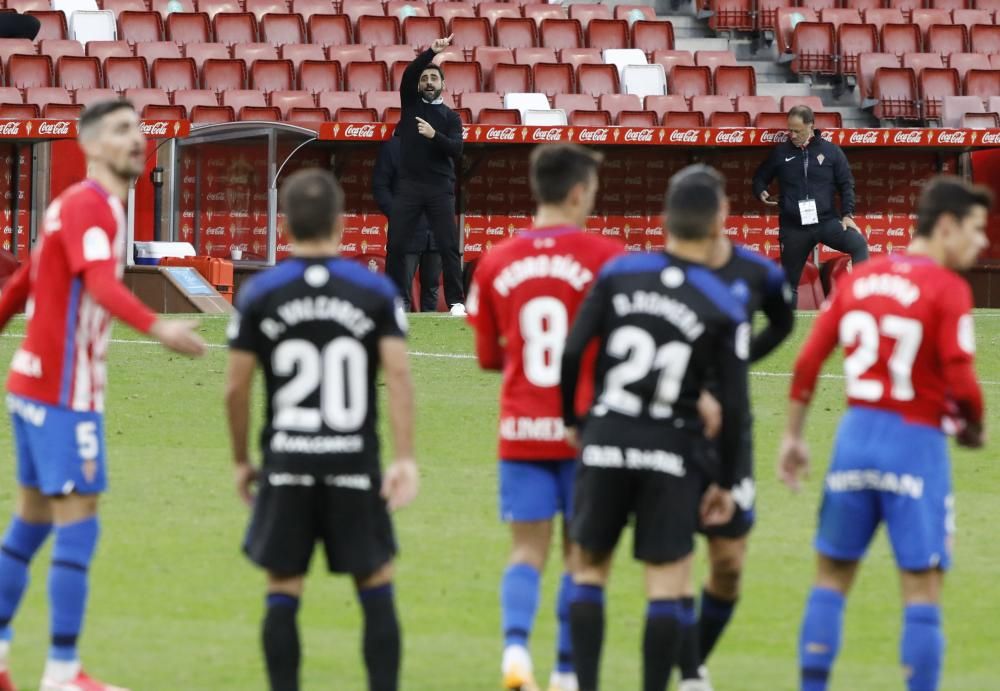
[
  {"xmin": 752, "ymin": 147, "xmax": 780, "ymax": 198},
  {"xmin": 750, "ymin": 262, "xmax": 795, "ymax": 362},
  {"xmin": 0, "ymin": 255, "xmax": 31, "ymax": 331},
  {"xmin": 431, "ymin": 111, "xmax": 464, "ymax": 158},
  {"xmin": 227, "ymin": 284, "xmax": 262, "ymax": 353},
  {"xmin": 789, "ymin": 290, "xmax": 842, "ymax": 403},
  {"xmin": 465, "ymin": 260, "xmax": 504, "ymax": 370},
  {"xmin": 715, "ymin": 319, "xmax": 751, "ymax": 488},
  {"xmin": 400, "ymin": 48, "xmax": 436, "ymax": 106},
  {"xmin": 937, "ymin": 280, "xmax": 983, "ymax": 425},
  {"xmin": 376, "ymin": 291, "xmax": 408, "ymax": 341},
  {"xmin": 561, "ymin": 274, "xmax": 608, "ymax": 428}
]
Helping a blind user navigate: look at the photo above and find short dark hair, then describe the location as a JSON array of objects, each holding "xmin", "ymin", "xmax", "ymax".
[
  {"xmin": 421, "ymin": 63, "xmax": 444, "ymax": 80},
  {"xmin": 914, "ymin": 175, "xmax": 993, "ymax": 238},
  {"xmin": 280, "ymin": 168, "xmax": 344, "ymax": 241},
  {"xmin": 664, "ymin": 164, "xmax": 726, "ymax": 240},
  {"xmin": 79, "ymin": 99, "xmax": 135, "ymax": 136},
  {"xmin": 529, "ymin": 143, "xmax": 603, "ymax": 204},
  {"xmin": 787, "ymin": 105, "xmax": 815, "ymax": 125}
]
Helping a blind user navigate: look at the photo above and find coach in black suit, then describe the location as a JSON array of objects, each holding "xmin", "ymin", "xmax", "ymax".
[{"xmin": 388, "ymin": 34, "xmax": 466, "ymax": 315}]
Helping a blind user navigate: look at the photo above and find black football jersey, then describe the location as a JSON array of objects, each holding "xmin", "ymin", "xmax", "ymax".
[
  {"xmin": 228, "ymin": 256, "xmax": 406, "ymax": 471},
  {"xmin": 561, "ymin": 251, "xmax": 750, "ymax": 486}
]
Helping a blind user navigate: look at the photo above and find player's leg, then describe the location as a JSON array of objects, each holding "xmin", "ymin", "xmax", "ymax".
[
  {"xmin": 353, "ymin": 562, "xmax": 400, "ymax": 691},
  {"xmin": 815, "ymin": 218, "xmax": 870, "ymax": 267},
  {"xmin": 422, "ymin": 189, "xmax": 465, "ymax": 309},
  {"xmin": 549, "ymin": 460, "xmax": 580, "ymax": 691},
  {"xmin": 777, "ymin": 226, "xmax": 817, "ymax": 306},
  {"xmin": 643, "ymin": 555, "xmax": 695, "ymax": 691},
  {"xmin": 386, "ymin": 183, "xmax": 423, "ymax": 306},
  {"xmin": 419, "ymin": 251, "xmax": 442, "ymax": 313},
  {"xmin": 799, "ymin": 555, "xmax": 860, "ymax": 691},
  {"xmin": 263, "ymin": 572, "xmax": 305, "ymax": 691},
  {"xmin": 898, "ymin": 569, "xmax": 944, "ymax": 691},
  {"xmin": 569, "ymin": 547, "xmax": 611, "ymax": 691}
]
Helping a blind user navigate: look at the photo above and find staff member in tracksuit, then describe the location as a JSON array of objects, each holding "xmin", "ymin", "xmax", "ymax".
[{"xmin": 752, "ymin": 105, "xmax": 868, "ymax": 304}]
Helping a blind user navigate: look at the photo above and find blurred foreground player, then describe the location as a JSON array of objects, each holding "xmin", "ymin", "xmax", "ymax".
[
  {"xmin": 466, "ymin": 143, "xmax": 624, "ymax": 691},
  {"xmin": 225, "ymin": 169, "xmax": 418, "ymax": 691},
  {"xmin": 560, "ymin": 166, "xmax": 750, "ymax": 691},
  {"xmin": 0, "ymin": 100, "xmax": 206, "ymax": 691},
  {"xmin": 779, "ymin": 176, "xmax": 991, "ymax": 691},
  {"xmin": 679, "ymin": 183, "xmax": 795, "ymax": 690}
]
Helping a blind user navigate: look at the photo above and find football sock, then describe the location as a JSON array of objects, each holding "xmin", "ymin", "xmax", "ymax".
[
  {"xmin": 47, "ymin": 517, "xmax": 99, "ymax": 667},
  {"xmin": 678, "ymin": 596, "xmax": 701, "ymax": 679},
  {"xmin": 262, "ymin": 593, "xmax": 300, "ymax": 691},
  {"xmin": 901, "ymin": 604, "xmax": 943, "ymax": 691},
  {"xmin": 569, "ymin": 584, "xmax": 604, "ymax": 691},
  {"xmin": 501, "ymin": 563, "xmax": 540, "ymax": 648},
  {"xmin": 699, "ymin": 587, "xmax": 737, "ymax": 663},
  {"xmin": 642, "ymin": 599, "xmax": 688, "ymax": 691},
  {"xmin": 0, "ymin": 517, "xmax": 51, "ymax": 641},
  {"xmin": 799, "ymin": 587, "xmax": 845, "ymax": 691},
  {"xmin": 555, "ymin": 571, "xmax": 574, "ymax": 674},
  {"xmin": 359, "ymin": 583, "xmax": 400, "ymax": 691}
]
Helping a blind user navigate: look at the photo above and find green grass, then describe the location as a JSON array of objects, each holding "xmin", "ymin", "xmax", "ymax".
[{"xmin": 0, "ymin": 311, "xmax": 998, "ymax": 690}]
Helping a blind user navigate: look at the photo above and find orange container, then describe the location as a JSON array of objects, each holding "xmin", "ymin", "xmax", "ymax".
[{"xmin": 161, "ymin": 257, "xmax": 235, "ymax": 303}]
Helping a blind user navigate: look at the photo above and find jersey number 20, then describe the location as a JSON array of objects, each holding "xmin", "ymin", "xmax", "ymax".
[{"xmin": 272, "ymin": 338, "xmax": 368, "ymax": 432}]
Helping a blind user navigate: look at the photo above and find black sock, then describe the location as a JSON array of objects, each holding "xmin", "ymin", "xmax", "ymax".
[
  {"xmin": 678, "ymin": 596, "xmax": 701, "ymax": 680},
  {"xmin": 643, "ymin": 600, "xmax": 683, "ymax": 691},
  {"xmin": 262, "ymin": 593, "xmax": 300, "ymax": 691},
  {"xmin": 359, "ymin": 583, "xmax": 400, "ymax": 691},
  {"xmin": 699, "ymin": 588, "xmax": 737, "ymax": 663},
  {"xmin": 569, "ymin": 584, "xmax": 605, "ymax": 691}
]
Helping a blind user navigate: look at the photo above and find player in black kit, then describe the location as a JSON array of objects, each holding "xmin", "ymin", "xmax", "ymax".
[
  {"xmin": 224, "ymin": 169, "xmax": 418, "ymax": 691},
  {"xmin": 678, "ymin": 172, "xmax": 796, "ymax": 691},
  {"xmin": 559, "ymin": 165, "xmax": 751, "ymax": 691}
]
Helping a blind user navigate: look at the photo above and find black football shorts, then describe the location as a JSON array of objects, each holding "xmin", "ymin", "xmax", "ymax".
[{"xmin": 699, "ymin": 415, "xmax": 755, "ymax": 539}]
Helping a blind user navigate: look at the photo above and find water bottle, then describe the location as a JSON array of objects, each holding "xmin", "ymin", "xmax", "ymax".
[{"xmin": 165, "ymin": 0, "xmax": 183, "ymax": 15}]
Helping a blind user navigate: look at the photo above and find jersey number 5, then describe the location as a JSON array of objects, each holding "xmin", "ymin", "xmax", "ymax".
[
  {"xmin": 272, "ymin": 338, "xmax": 368, "ymax": 432},
  {"xmin": 841, "ymin": 310, "xmax": 922, "ymax": 401}
]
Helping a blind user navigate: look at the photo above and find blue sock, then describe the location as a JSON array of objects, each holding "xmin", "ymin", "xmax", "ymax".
[
  {"xmin": 501, "ymin": 563, "xmax": 540, "ymax": 648},
  {"xmin": 0, "ymin": 517, "xmax": 52, "ymax": 641},
  {"xmin": 902, "ymin": 604, "xmax": 943, "ymax": 691},
  {"xmin": 555, "ymin": 572, "xmax": 574, "ymax": 673},
  {"xmin": 799, "ymin": 587, "xmax": 845, "ymax": 691},
  {"xmin": 47, "ymin": 517, "xmax": 99, "ymax": 662}
]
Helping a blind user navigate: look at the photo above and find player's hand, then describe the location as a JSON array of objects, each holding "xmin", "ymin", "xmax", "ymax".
[
  {"xmin": 956, "ymin": 420, "xmax": 985, "ymax": 449},
  {"xmin": 431, "ymin": 34, "xmax": 453, "ymax": 53},
  {"xmin": 415, "ymin": 117, "xmax": 436, "ymax": 139},
  {"xmin": 150, "ymin": 319, "xmax": 207, "ymax": 357},
  {"xmin": 697, "ymin": 390, "xmax": 722, "ymax": 439},
  {"xmin": 760, "ymin": 191, "xmax": 779, "ymax": 206},
  {"xmin": 700, "ymin": 484, "xmax": 735, "ymax": 527},
  {"xmin": 233, "ymin": 461, "xmax": 258, "ymax": 507},
  {"xmin": 565, "ymin": 425, "xmax": 580, "ymax": 449},
  {"xmin": 382, "ymin": 458, "xmax": 419, "ymax": 511},
  {"xmin": 842, "ymin": 216, "xmax": 860, "ymax": 232},
  {"xmin": 778, "ymin": 435, "xmax": 810, "ymax": 492}
]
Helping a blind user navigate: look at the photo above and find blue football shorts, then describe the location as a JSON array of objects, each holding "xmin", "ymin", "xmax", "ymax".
[
  {"xmin": 815, "ymin": 407, "xmax": 953, "ymax": 571},
  {"xmin": 8, "ymin": 394, "xmax": 108, "ymax": 496},
  {"xmin": 498, "ymin": 459, "xmax": 576, "ymax": 523}
]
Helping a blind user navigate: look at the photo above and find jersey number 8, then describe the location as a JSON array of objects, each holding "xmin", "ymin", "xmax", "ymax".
[
  {"xmin": 520, "ymin": 297, "xmax": 568, "ymax": 388},
  {"xmin": 272, "ymin": 338, "xmax": 368, "ymax": 433}
]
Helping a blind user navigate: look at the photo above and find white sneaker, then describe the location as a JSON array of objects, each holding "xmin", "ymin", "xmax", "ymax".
[
  {"xmin": 547, "ymin": 670, "xmax": 579, "ymax": 691},
  {"xmin": 501, "ymin": 645, "xmax": 539, "ymax": 690},
  {"xmin": 449, "ymin": 303, "xmax": 467, "ymax": 317},
  {"xmin": 678, "ymin": 666, "xmax": 714, "ymax": 691}
]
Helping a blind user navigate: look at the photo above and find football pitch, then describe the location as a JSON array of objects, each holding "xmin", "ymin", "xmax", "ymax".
[{"xmin": 0, "ymin": 310, "xmax": 997, "ymax": 690}]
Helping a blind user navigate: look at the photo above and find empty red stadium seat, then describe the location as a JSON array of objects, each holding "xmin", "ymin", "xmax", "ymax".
[
  {"xmin": 532, "ymin": 62, "xmax": 573, "ymax": 98},
  {"xmin": 441, "ymin": 61, "xmax": 482, "ymax": 93},
  {"xmin": 644, "ymin": 93, "xmax": 686, "ymax": 120},
  {"xmin": 191, "ymin": 104, "xmax": 235, "ymax": 123},
  {"xmin": 76, "ymin": 88, "xmax": 120, "ymax": 108},
  {"xmin": 235, "ymin": 43, "xmax": 279, "ymax": 64},
  {"xmin": 668, "ymin": 65, "xmax": 711, "ymax": 102},
  {"xmin": 663, "ymin": 110, "xmax": 704, "ymax": 126},
  {"xmin": 964, "ymin": 69, "xmax": 1000, "ymax": 102},
  {"xmin": 715, "ymin": 65, "xmax": 756, "ymax": 97},
  {"xmin": 800, "ymin": 0, "xmax": 838, "ymax": 13},
  {"xmin": 86, "ymin": 41, "xmax": 133, "ymax": 64},
  {"xmin": 9, "ymin": 54, "xmax": 53, "ymax": 89},
  {"xmin": 44, "ymin": 103, "xmax": 84, "ymax": 118},
  {"xmin": 902, "ymin": 52, "xmax": 944, "ymax": 76},
  {"xmin": 477, "ymin": 2, "xmax": 521, "ymax": 25},
  {"xmin": 755, "ymin": 111, "xmax": 788, "ymax": 127},
  {"xmin": 198, "ymin": 0, "xmax": 242, "ymax": 19},
  {"xmin": 888, "ymin": 0, "xmax": 921, "ymax": 21},
  {"xmin": 694, "ymin": 50, "xmax": 737, "ymax": 70},
  {"xmin": 524, "ymin": 3, "xmax": 567, "ymax": 27},
  {"xmin": 872, "ymin": 66, "xmax": 919, "ymax": 119},
  {"xmin": 858, "ymin": 52, "xmax": 902, "ymax": 100},
  {"xmin": 387, "ymin": 0, "xmax": 430, "ymax": 20},
  {"xmin": 356, "ymin": 15, "xmax": 400, "ymax": 46},
  {"xmin": 336, "ymin": 107, "xmax": 379, "ymax": 123},
  {"xmin": 341, "ymin": 0, "xmax": 385, "ymax": 28},
  {"xmin": 318, "ymin": 91, "xmax": 363, "ymax": 114},
  {"xmin": 492, "ymin": 62, "xmax": 531, "ymax": 93},
  {"xmin": 298, "ymin": 59, "xmax": 340, "ymax": 94},
  {"xmin": 559, "ymin": 47, "xmax": 604, "ymax": 69},
  {"xmin": 598, "ymin": 93, "xmax": 641, "ymax": 120},
  {"xmin": 451, "ymin": 16, "xmax": 493, "ymax": 49},
  {"xmin": 432, "ymin": 1, "xmax": 475, "ymax": 24},
  {"xmin": 328, "ymin": 45, "xmax": 374, "ymax": 66},
  {"xmin": 365, "ymin": 90, "xmax": 400, "ymax": 119},
  {"xmin": 512, "ymin": 47, "xmax": 554, "ymax": 69},
  {"xmin": 711, "ymin": 0, "xmax": 754, "ymax": 31},
  {"xmin": 820, "ymin": 8, "xmax": 862, "ymax": 29},
  {"xmin": 260, "ymin": 14, "xmax": 305, "ymax": 47},
  {"xmin": 281, "ymin": 43, "xmax": 325, "ymax": 71},
  {"xmin": 926, "ymin": 24, "xmax": 968, "ymax": 57},
  {"xmin": 540, "ymin": 18, "xmax": 583, "ymax": 50},
  {"xmin": 289, "ymin": 0, "xmax": 334, "ymax": 20},
  {"xmin": 104, "ymin": 0, "xmax": 148, "ymax": 14},
  {"xmin": 104, "ymin": 56, "xmax": 148, "ymax": 92},
  {"xmin": 269, "ymin": 90, "xmax": 315, "ymax": 118},
  {"xmin": 631, "ymin": 20, "xmax": 674, "ymax": 55},
  {"xmin": 41, "ymin": 39, "xmax": 84, "ymax": 64},
  {"xmin": 202, "ymin": 58, "xmax": 247, "ymax": 92},
  {"xmin": 993, "ymin": 55, "xmax": 1000, "ymax": 70},
  {"xmin": 837, "ymin": 23, "xmax": 877, "ymax": 76},
  {"xmin": 970, "ymin": 24, "xmax": 1000, "ymax": 54},
  {"xmin": 404, "ymin": 15, "xmax": 446, "ymax": 47},
  {"xmin": 25, "ymin": 86, "xmax": 69, "ymax": 108},
  {"xmin": 554, "ymin": 92, "xmax": 597, "ymax": 114},
  {"xmin": 389, "ymin": 60, "xmax": 410, "ymax": 89},
  {"xmin": 223, "ymin": 89, "xmax": 268, "ymax": 113},
  {"xmin": 651, "ymin": 49, "xmax": 695, "ymax": 76},
  {"xmin": 814, "ymin": 110, "xmax": 843, "ymax": 128},
  {"xmin": 710, "ymin": 111, "xmax": 751, "ymax": 126},
  {"xmin": 152, "ymin": 57, "xmax": 198, "ymax": 93},
  {"xmin": 776, "ymin": 8, "xmax": 817, "ymax": 53},
  {"xmin": 781, "ymin": 94, "xmax": 825, "ymax": 111},
  {"xmin": 118, "ymin": 11, "xmax": 163, "ymax": 44},
  {"xmin": 577, "ymin": 63, "xmax": 619, "ymax": 96},
  {"xmin": 139, "ymin": 100, "xmax": 184, "ymax": 117},
  {"xmin": 57, "ymin": 56, "xmax": 102, "ymax": 92},
  {"xmin": 214, "ymin": 13, "xmax": 258, "ymax": 47},
  {"xmin": 286, "ymin": 106, "xmax": 329, "ymax": 124},
  {"xmin": 615, "ymin": 5, "xmax": 657, "ymax": 22},
  {"xmin": 618, "ymin": 109, "xmax": 657, "ymax": 126},
  {"xmin": 863, "ymin": 8, "xmax": 906, "ymax": 28},
  {"xmin": 461, "ymin": 91, "xmax": 503, "ymax": 119},
  {"xmin": 344, "ymin": 61, "xmax": 389, "ymax": 92},
  {"xmin": 239, "ymin": 105, "xmax": 281, "ymax": 120},
  {"xmin": 570, "ymin": 3, "xmax": 612, "ymax": 29},
  {"xmin": 28, "ymin": 11, "xmax": 68, "ymax": 41},
  {"xmin": 948, "ymin": 52, "xmax": 991, "ymax": 81},
  {"xmin": 0, "ymin": 104, "xmax": 40, "ymax": 119},
  {"xmin": 881, "ymin": 23, "xmax": 922, "ymax": 56},
  {"xmin": 136, "ymin": 43, "xmax": 181, "ymax": 68},
  {"xmin": 244, "ymin": 0, "xmax": 287, "ymax": 22},
  {"xmin": 911, "ymin": 9, "xmax": 952, "ymax": 41},
  {"xmin": 587, "ymin": 18, "xmax": 629, "ymax": 50},
  {"xmin": 692, "ymin": 94, "xmax": 735, "ymax": 119},
  {"xmin": 930, "ymin": 0, "xmax": 966, "ymax": 8},
  {"xmin": 152, "ymin": 0, "xmax": 195, "ymax": 17},
  {"xmin": 737, "ymin": 94, "xmax": 780, "ymax": 121},
  {"xmin": 952, "ymin": 10, "xmax": 993, "ymax": 34},
  {"xmin": 372, "ymin": 45, "xmax": 415, "ymax": 67},
  {"xmin": 568, "ymin": 109, "xmax": 610, "ymax": 125},
  {"xmin": 919, "ymin": 66, "xmax": 959, "ymax": 121},
  {"xmin": 174, "ymin": 88, "xmax": 218, "ymax": 113},
  {"xmin": 125, "ymin": 87, "xmax": 170, "ymax": 115},
  {"xmin": 185, "ymin": 43, "xmax": 229, "ymax": 68},
  {"xmin": 792, "ymin": 22, "xmax": 836, "ymax": 74},
  {"xmin": 474, "ymin": 46, "xmax": 513, "ymax": 83},
  {"xmin": 308, "ymin": 14, "xmax": 352, "ymax": 47},
  {"xmin": 0, "ymin": 39, "xmax": 38, "ymax": 70}
]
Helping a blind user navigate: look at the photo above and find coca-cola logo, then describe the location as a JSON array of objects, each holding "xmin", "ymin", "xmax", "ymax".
[
  {"xmin": 623, "ymin": 176, "xmax": 642, "ymax": 185},
  {"xmin": 485, "ymin": 226, "xmax": 505, "ymax": 235},
  {"xmin": 744, "ymin": 243, "xmax": 761, "ymax": 252},
  {"xmin": 870, "ymin": 243, "xmax": 883, "ymax": 253},
  {"xmin": 848, "ymin": 131, "xmax": 879, "ymax": 144},
  {"xmin": 980, "ymin": 131, "xmax": 1000, "ymax": 145},
  {"xmin": 893, "ymin": 130, "xmax": 923, "ymax": 144},
  {"xmin": 206, "ymin": 192, "xmax": 226, "ymax": 201},
  {"xmin": 624, "ymin": 243, "xmax": 642, "ymax": 251},
  {"xmin": 0, "ymin": 122, "xmax": 21, "ymax": 136},
  {"xmin": 339, "ymin": 242, "xmax": 357, "ymax": 252},
  {"xmin": 486, "ymin": 126, "xmax": 517, "ymax": 141},
  {"xmin": 532, "ymin": 128, "xmax": 563, "ymax": 142},
  {"xmin": 578, "ymin": 128, "xmax": 609, "ymax": 142},
  {"xmin": 601, "ymin": 227, "xmax": 621, "ymax": 236},
  {"xmin": 724, "ymin": 226, "xmax": 738, "ymax": 236},
  {"xmin": 509, "ymin": 176, "xmax": 527, "ymax": 185},
  {"xmin": 888, "ymin": 162, "xmax": 906, "ymax": 171},
  {"xmin": 760, "ymin": 131, "xmax": 788, "ymax": 143},
  {"xmin": 623, "ymin": 128, "xmax": 654, "ymax": 143},
  {"xmin": 140, "ymin": 121, "xmax": 169, "ymax": 136},
  {"xmin": 183, "ymin": 176, "xmax": 196, "ymax": 183},
  {"xmin": 765, "ymin": 227, "xmax": 779, "ymax": 235},
  {"xmin": 887, "ymin": 195, "xmax": 905, "ymax": 204},
  {"xmin": 360, "ymin": 226, "xmax": 380, "ymax": 235},
  {"xmin": 887, "ymin": 227, "xmax": 906, "ymax": 236},
  {"xmin": 464, "ymin": 243, "xmax": 483, "ymax": 252},
  {"xmin": 486, "ymin": 193, "xmax": 505, "ymax": 202},
  {"xmin": 714, "ymin": 130, "xmax": 746, "ymax": 144},
  {"xmin": 38, "ymin": 121, "xmax": 71, "ymax": 135},
  {"xmin": 344, "ymin": 124, "xmax": 377, "ymax": 138},
  {"xmin": 253, "ymin": 227, "xmax": 267, "ymax": 235},
  {"xmin": 936, "ymin": 131, "xmax": 967, "ymax": 145},
  {"xmin": 204, "ymin": 226, "xmax": 226, "ymax": 236}
]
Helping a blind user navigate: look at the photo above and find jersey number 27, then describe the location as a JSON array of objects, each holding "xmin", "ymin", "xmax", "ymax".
[{"xmin": 841, "ymin": 310, "xmax": 922, "ymax": 401}]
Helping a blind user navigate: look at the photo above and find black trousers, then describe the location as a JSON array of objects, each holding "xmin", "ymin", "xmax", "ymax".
[
  {"xmin": 404, "ymin": 251, "xmax": 442, "ymax": 312},
  {"xmin": 387, "ymin": 180, "xmax": 464, "ymax": 307},
  {"xmin": 779, "ymin": 218, "xmax": 869, "ymax": 302}
]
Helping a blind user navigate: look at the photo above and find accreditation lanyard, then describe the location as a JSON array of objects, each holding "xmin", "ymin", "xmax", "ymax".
[
  {"xmin": 797, "ymin": 143, "xmax": 819, "ymax": 225},
  {"xmin": 802, "ymin": 147, "xmax": 810, "ymax": 200}
]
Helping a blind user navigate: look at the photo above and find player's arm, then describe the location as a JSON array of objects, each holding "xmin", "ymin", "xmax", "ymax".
[
  {"xmin": 0, "ymin": 255, "xmax": 31, "ymax": 331},
  {"xmin": 379, "ymin": 335, "xmax": 419, "ymax": 510},
  {"xmin": 466, "ymin": 269, "xmax": 503, "ymax": 370},
  {"xmin": 750, "ymin": 263, "xmax": 795, "ymax": 362},
  {"xmin": 560, "ymin": 277, "xmax": 606, "ymax": 440},
  {"xmin": 938, "ymin": 284, "xmax": 984, "ymax": 447},
  {"xmin": 716, "ymin": 321, "xmax": 751, "ymax": 489},
  {"xmin": 225, "ymin": 348, "xmax": 258, "ymax": 506}
]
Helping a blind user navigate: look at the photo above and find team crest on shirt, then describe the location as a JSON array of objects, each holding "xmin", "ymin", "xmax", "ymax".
[{"xmin": 817, "ymin": 154, "xmax": 826, "ymax": 165}]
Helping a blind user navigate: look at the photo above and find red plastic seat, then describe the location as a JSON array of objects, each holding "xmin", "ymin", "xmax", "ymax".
[
  {"xmin": 493, "ymin": 17, "xmax": 535, "ymax": 49},
  {"xmin": 328, "ymin": 45, "xmax": 374, "ymax": 67},
  {"xmin": 859, "ymin": 52, "xmax": 902, "ymax": 99},
  {"xmin": 118, "ymin": 11, "xmax": 163, "ymax": 44},
  {"xmin": 963, "ymin": 111, "xmax": 1000, "ymax": 127},
  {"xmin": 9, "ymin": 54, "xmax": 53, "ymax": 89},
  {"xmin": 336, "ymin": 107, "xmax": 379, "ymax": 122},
  {"xmin": 776, "ymin": 8, "xmax": 817, "ymax": 54},
  {"xmin": 261, "ymin": 14, "xmax": 306, "ymax": 46},
  {"xmin": 86, "ymin": 41, "xmax": 133, "ymax": 64},
  {"xmin": 174, "ymin": 88, "xmax": 219, "ymax": 113},
  {"xmin": 124, "ymin": 87, "xmax": 170, "ymax": 115},
  {"xmin": 40, "ymin": 39, "xmax": 84, "ymax": 64},
  {"xmin": 710, "ymin": 0, "xmax": 753, "ymax": 31},
  {"xmin": 524, "ymin": 3, "xmax": 566, "ymax": 27},
  {"xmin": 185, "ymin": 43, "xmax": 229, "ymax": 68},
  {"xmin": 888, "ymin": 0, "xmax": 921, "ymax": 21},
  {"xmin": 576, "ymin": 63, "xmax": 619, "ymax": 96},
  {"xmin": 758, "ymin": 0, "xmax": 794, "ymax": 31},
  {"xmin": 213, "ymin": 12, "xmax": 258, "ymax": 47},
  {"xmin": 104, "ymin": 56, "xmax": 148, "ymax": 92},
  {"xmin": 0, "ymin": 39, "xmax": 38, "ymax": 70},
  {"xmin": 24, "ymin": 11, "xmax": 64, "ymax": 44},
  {"xmin": 318, "ymin": 91, "xmax": 363, "ymax": 114},
  {"xmin": 432, "ymin": 1, "xmax": 475, "ymax": 24},
  {"xmin": 567, "ymin": 109, "xmax": 610, "ymax": 125},
  {"xmin": 948, "ymin": 52, "xmax": 991, "ymax": 81},
  {"xmin": 710, "ymin": 111, "xmax": 751, "ymax": 126},
  {"xmin": 151, "ymin": 57, "xmax": 198, "ymax": 93},
  {"xmin": 532, "ymin": 62, "xmax": 572, "ymax": 98},
  {"xmin": 694, "ymin": 50, "xmax": 737, "ymax": 69},
  {"xmin": 286, "ymin": 106, "xmax": 329, "ymax": 123},
  {"xmin": 952, "ymin": 10, "xmax": 993, "ymax": 34},
  {"xmin": 919, "ymin": 66, "xmax": 959, "ymax": 121},
  {"xmin": 863, "ymin": 7, "xmax": 906, "ymax": 27},
  {"xmin": 755, "ymin": 111, "xmax": 788, "ymax": 127},
  {"xmin": 373, "ymin": 45, "xmax": 416, "ymax": 66},
  {"xmin": 820, "ymin": 8, "xmax": 862, "ymax": 29},
  {"xmin": 926, "ymin": 25, "xmax": 968, "ymax": 57},
  {"xmin": 651, "ymin": 49, "xmax": 694, "ymax": 76},
  {"xmin": 631, "ymin": 20, "xmax": 674, "ymax": 54},
  {"xmin": 342, "ymin": 0, "xmax": 386, "ymax": 28},
  {"xmin": 250, "ymin": 59, "xmax": 294, "ymax": 92},
  {"xmin": 191, "ymin": 105, "xmax": 235, "ymax": 123},
  {"xmin": 461, "ymin": 91, "xmax": 502, "ymax": 119},
  {"xmin": 559, "ymin": 47, "xmax": 603, "ymax": 70},
  {"xmin": 881, "ymin": 23, "xmax": 922, "ymax": 57},
  {"xmin": 970, "ymin": 24, "xmax": 1000, "ymax": 54},
  {"xmin": 477, "ymin": 2, "xmax": 521, "ymax": 25},
  {"xmin": 539, "ymin": 18, "xmax": 583, "ymax": 50},
  {"xmin": 75, "ymin": 88, "xmax": 119, "ymax": 108},
  {"xmin": 235, "ymin": 43, "xmax": 279, "ymax": 64},
  {"xmin": 569, "ymin": 4, "xmax": 612, "ymax": 29},
  {"xmin": 618, "ymin": 109, "xmax": 656, "ymax": 126},
  {"xmin": 104, "ymin": 0, "xmax": 148, "ymax": 13},
  {"xmin": 587, "ymin": 18, "xmax": 629, "ymax": 50},
  {"xmin": 930, "ymin": 0, "xmax": 967, "ymax": 8},
  {"xmin": 292, "ymin": 0, "xmax": 337, "ymax": 21},
  {"xmin": 781, "ymin": 94, "xmax": 824, "ymax": 111},
  {"xmin": 222, "ymin": 88, "xmax": 267, "ymax": 112},
  {"xmin": 792, "ymin": 22, "xmax": 836, "ymax": 74},
  {"xmin": 197, "ymin": 0, "xmax": 242, "ymax": 19},
  {"xmin": 911, "ymin": 9, "xmax": 952, "ymax": 41},
  {"xmin": 152, "ymin": 0, "xmax": 195, "ymax": 17},
  {"xmin": 245, "ymin": 0, "xmax": 288, "ymax": 23},
  {"xmin": 26, "ymin": 86, "xmax": 70, "ymax": 108},
  {"xmin": 169, "ymin": 13, "xmax": 213, "ymax": 44},
  {"xmin": 644, "ymin": 93, "xmax": 687, "ymax": 120},
  {"xmin": 403, "ymin": 16, "xmax": 445, "ymax": 47},
  {"xmin": 136, "ymin": 43, "xmax": 181, "ymax": 68},
  {"xmin": 837, "ymin": 23, "xmax": 877, "ymax": 76},
  {"xmin": 736, "ymin": 94, "xmax": 780, "ymax": 121},
  {"xmin": 344, "ymin": 61, "xmax": 389, "ymax": 92},
  {"xmin": 598, "ymin": 93, "xmax": 641, "ymax": 120},
  {"xmin": 308, "ymin": 15, "xmax": 352, "ymax": 47},
  {"xmin": 474, "ymin": 46, "xmax": 513, "ymax": 83},
  {"xmin": 800, "ymin": 0, "xmax": 837, "ymax": 13},
  {"xmin": 57, "ymin": 56, "xmax": 102, "ymax": 92},
  {"xmin": 553, "ymin": 92, "xmax": 596, "ymax": 112},
  {"xmin": 714, "ymin": 65, "xmax": 756, "ymax": 97},
  {"xmin": 668, "ymin": 64, "xmax": 711, "ymax": 102},
  {"xmin": 663, "ymin": 110, "xmax": 704, "ymax": 126},
  {"xmin": 146, "ymin": 102, "xmax": 191, "ymax": 118},
  {"xmin": 389, "ymin": 60, "xmax": 410, "ymax": 89},
  {"xmin": 0, "ymin": 103, "xmax": 40, "ymax": 119},
  {"xmin": 43, "ymin": 103, "xmax": 84, "ymax": 118},
  {"xmin": 814, "ymin": 110, "xmax": 843, "ymax": 128},
  {"xmin": 691, "ymin": 94, "xmax": 735, "ymax": 120},
  {"xmin": 269, "ymin": 90, "xmax": 315, "ymax": 117},
  {"xmin": 440, "ymin": 61, "xmax": 482, "ymax": 94},
  {"xmin": 365, "ymin": 90, "xmax": 401, "ymax": 119},
  {"xmin": 514, "ymin": 47, "xmax": 557, "ymax": 66},
  {"xmin": 491, "ymin": 62, "xmax": 531, "ymax": 93},
  {"xmin": 615, "ymin": 5, "xmax": 657, "ymax": 22},
  {"xmin": 965, "ymin": 69, "xmax": 1000, "ymax": 102},
  {"xmin": 202, "ymin": 58, "xmax": 247, "ymax": 92},
  {"xmin": 872, "ymin": 66, "xmax": 919, "ymax": 119},
  {"xmin": 281, "ymin": 43, "xmax": 326, "ymax": 71},
  {"xmin": 299, "ymin": 59, "xmax": 340, "ymax": 94},
  {"xmin": 902, "ymin": 52, "xmax": 944, "ymax": 75}
]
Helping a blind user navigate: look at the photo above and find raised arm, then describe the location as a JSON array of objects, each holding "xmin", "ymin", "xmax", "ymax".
[{"xmin": 400, "ymin": 35, "xmax": 454, "ymax": 106}]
